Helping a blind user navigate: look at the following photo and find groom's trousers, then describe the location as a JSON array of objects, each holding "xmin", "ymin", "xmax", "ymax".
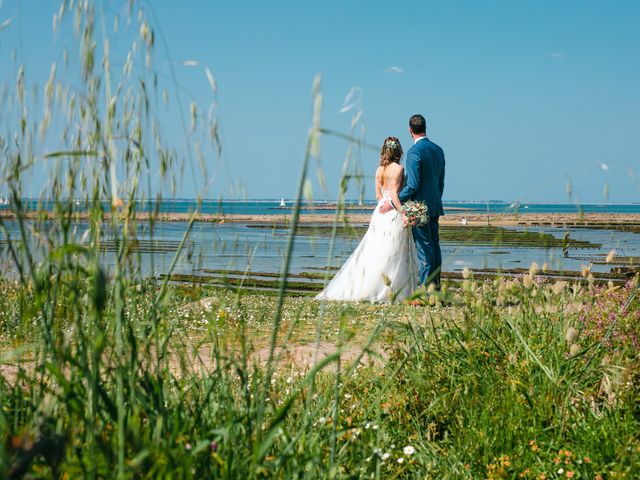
[{"xmin": 413, "ymin": 217, "xmax": 442, "ymax": 287}]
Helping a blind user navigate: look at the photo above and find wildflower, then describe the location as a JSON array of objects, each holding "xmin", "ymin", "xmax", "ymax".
[
  {"xmin": 210, "ymin": 440, "xmax": 218, "ymax": 452},
  {"xmin": 566, "ymin": 472, "xmax": 574, "ymax": 478},
  {"xmin": 565, "ymin": 327, "xmax": 578, "ymax": 345},
  {"xmin": 382, "ymin": 453, "xmax": 391, "ymax": 460},
  {"xmin": 581, "ymin": 264, "xmax": 590, "ymax": 277},
  {"xmin": 584, "ymin": 457, "xmax": 591, "ymax": 463},
  {"xmin": 557, "ymin": 468, "xmax": 564, "ymax": 475},
  {"xmin": 397, "ymin": 457, "xmax": 404, "ymax": 464},
  {"xmin": 569, "ymin": 344, "xmax": 580, "ymax": 357},
  {"xmin": 523, "ymin": 274, "xmax": 533, "ymax": 289},
  {"xmin": 605, "ymin": 249, "xmax": 616, "ymax": 263},
  {"xmin": 185, "ymin": 443, "xmax": 192, "ymax": 450},
  {"xmin": 553, "ymin": 281, "xmax": 567, "ymax": 295},
  {"xmin": 403, "ymin": 446, "xmax": 415, "ymax": 455},
  {"xmin": 530, "ymin": 262, "xmax": 539, "ymax": 276},
  {"xmin": 462, "ymin": 267, "xmax": 472, "ymax": 279}
]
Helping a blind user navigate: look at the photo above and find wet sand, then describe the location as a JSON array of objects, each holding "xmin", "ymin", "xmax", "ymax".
[{"xmin": 2, "ymin": 209, "xmax": 640, "ymax": 228}]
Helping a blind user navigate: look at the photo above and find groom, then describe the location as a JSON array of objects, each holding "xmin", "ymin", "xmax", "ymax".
[{"xmin": 380, "ymin": 114, "xmax": 445, "ymax": 290}]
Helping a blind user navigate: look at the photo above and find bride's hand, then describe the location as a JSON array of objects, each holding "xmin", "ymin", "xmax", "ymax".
[{"xmin": 379, "ymin": 200, "xmax": 393, "ymax": 214}]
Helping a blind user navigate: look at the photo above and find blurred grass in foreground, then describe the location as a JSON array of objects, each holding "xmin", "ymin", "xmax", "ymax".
[{"xmin": 0, "ymin": 277, "xmax": 638, "ymax": 478}]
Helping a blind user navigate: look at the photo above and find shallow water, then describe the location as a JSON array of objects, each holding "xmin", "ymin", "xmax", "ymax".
[{"xmin": 2, "ymin": 220, "xmax": 638, "ymax": 278}]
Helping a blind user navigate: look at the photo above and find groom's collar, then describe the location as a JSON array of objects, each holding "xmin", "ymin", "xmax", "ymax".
[{"xmin": 413, "ymin": 135, "xmax": 427, "ymax": 145}]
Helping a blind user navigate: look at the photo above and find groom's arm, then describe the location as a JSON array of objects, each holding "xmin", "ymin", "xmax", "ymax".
[
  {"xmin": 398, "ymin": 148, "xmax": 420, "ymax": 203},
  {"xmin": 439, "ymin": 154, "xmax": 445, "ymax": 197}
]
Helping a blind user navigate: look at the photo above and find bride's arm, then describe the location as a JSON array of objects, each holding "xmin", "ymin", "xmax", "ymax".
[
  {"xmin": 375, "ymin": 167, "xmax": 383, "ymax": 201},
  {"xmin": 387, "ymin": 167, "xmax": 404, "ymax": 213}
]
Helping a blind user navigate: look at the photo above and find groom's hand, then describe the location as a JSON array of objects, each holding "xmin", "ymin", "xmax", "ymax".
[{"xmin": 379, "ymin": 200, "xmax": 394, "ymax": 214}]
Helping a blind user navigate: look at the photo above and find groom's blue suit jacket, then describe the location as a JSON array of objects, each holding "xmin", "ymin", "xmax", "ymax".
[{"xmin": 398, "ymin": 137, "xmax": 445, "ymax": 218}]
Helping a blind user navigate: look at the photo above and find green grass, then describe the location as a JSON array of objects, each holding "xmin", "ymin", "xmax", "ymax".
[{"xmin": 1, "ymin": 277, "xmax": 639, "ymax": 478}]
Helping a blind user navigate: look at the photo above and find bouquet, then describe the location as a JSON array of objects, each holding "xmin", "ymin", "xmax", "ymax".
[{"xmin": 401, "ymin": 200, "xmax": 429, "ymax": 228}]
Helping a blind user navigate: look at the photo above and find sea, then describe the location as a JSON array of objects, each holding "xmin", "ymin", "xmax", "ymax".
[
  {"xmin": 1, "ymin": 200, "xmax": 639, "ymax": 279},
  {"xmin": 2, "ymin": 199, "xmax": 640, "ymax": 216}
]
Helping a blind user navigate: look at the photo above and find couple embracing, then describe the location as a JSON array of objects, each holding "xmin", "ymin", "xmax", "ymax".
[{"xmin": 316, "ymin": 114, "xmax": 445, "ymax": 304}]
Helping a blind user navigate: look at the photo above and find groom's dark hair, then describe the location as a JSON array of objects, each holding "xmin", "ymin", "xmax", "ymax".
[{"xmin": 409, "ymin": 114, "xmax": 426, "ymax": 135}]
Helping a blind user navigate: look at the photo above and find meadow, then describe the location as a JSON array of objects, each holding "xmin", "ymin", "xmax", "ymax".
[
  {"xmin": 1, "ymin": 273, "xmax": 638, "ymax": 478},
  {"xmin": 1, "ymin": 1, "xmax": 639, "ymax": 478}
]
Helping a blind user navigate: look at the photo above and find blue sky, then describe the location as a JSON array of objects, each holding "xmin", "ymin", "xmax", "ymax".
[{"xmin": 1, "ymin": 0, "xmax": 639, "ymax": 202}]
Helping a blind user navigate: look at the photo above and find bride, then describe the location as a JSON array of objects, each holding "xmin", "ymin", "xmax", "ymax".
[{"xmin": 315, "ymin": 137, "xmax": 419, "ymax": 302}]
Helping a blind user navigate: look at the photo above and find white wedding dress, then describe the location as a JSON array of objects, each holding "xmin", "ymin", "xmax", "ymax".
[{"xmin": 315, "ymin": 189, "xmax": 419, "ymax": 302}]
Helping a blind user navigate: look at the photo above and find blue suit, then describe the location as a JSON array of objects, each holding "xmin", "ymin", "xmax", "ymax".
[{"xmin": 398, "ymin": 137, "xmax": 445, "ymax": 286}]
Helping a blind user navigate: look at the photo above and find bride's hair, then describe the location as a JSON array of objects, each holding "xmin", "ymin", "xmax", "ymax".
[{"xmin": 379, "ymin": 136, "xmax": 403, "ymax": 167}]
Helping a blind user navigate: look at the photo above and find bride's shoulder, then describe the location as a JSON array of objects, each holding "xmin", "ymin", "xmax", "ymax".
[{"xmin": 389, "ymin": 163, "xmax": 404, "ymax": 175}]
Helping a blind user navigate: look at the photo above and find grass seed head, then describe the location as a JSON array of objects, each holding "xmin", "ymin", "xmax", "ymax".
[{"xmin": 605, "ymin": 249, "xmax": 616, "ymax": 263}]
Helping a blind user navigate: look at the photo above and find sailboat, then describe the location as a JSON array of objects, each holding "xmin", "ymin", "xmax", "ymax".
[{"xmin": 279, "ymin": 198, "xmax": 286, "ymax": 207}]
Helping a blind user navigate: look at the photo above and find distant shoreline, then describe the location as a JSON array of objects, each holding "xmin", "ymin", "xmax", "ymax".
[
  {"xmin": 2, "ymin": 209, "xmax": 640, "ymax": 228},
  {"xmin": 267, "ymin": 205, "xmax": 475, "ymax": 212}
]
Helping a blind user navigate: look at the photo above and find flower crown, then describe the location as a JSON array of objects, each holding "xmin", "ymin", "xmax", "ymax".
[{"xmin": 385, "ymin": 140, "xmax": 399, "ymax": 149}]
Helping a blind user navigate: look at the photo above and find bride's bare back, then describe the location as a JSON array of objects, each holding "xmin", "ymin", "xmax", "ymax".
[{"xmin": 375, "ymin": 163, "xmax": 404, "ymax": 212}]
